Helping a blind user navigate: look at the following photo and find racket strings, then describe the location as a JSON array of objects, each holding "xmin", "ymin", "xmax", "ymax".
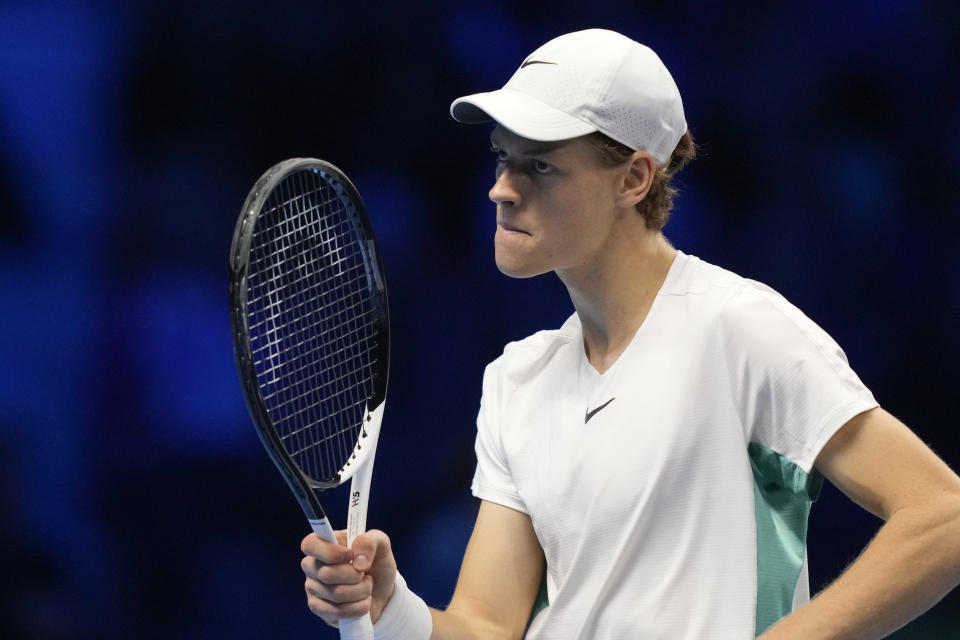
[
  {"xmin": 282, "ymin": 398, "xmax": 371, "ymax": 457},
  {"xmin": 278, "ymin": 170, "xmax": 370, "ymax": 479},
  {"xmin": 262, "ymin": 339, "xmax": 379, "ymax": 417},
  {"xmin": 248, "ymin": 271, "xmax": 370, "ymax": 339},
  {"xmin": 256, "ymin": 313, "xmax": 377, "ymax": 396},
  {"xmin": 246, "ymin": 169, "xmax": 381, "ymax": 483},
  {"xmin": 273, "ymin": 383, "xmax": 370, "ymax": 439},
  {"xmin": 256, "ymin": 182, "xmax": 363, "ymax": 479},
  {"xmin": 247, "ymin": 255, "xmax": 365, "ymax": 320}
]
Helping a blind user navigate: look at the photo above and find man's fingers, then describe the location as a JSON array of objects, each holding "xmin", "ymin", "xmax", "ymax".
[
  {"xmin": 301, "ymin": 530, "xmax": 352, "ymax": 564},
  {"xmin": 305, "ymin": 575, "xmax": 374, "ymax": 623},
  {"xmin": 304, "ymin": 575, "xmax": 374, "ymax": 604},
  {"xmin": 301, "ymin": 555, "xmax": 365, "ymax": 584},
  {"xmin": 306, "ymin": 593, "xmax": 372, "ymax": 624}
]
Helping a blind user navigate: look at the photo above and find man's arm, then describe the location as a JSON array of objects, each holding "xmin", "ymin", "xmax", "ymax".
[
  {"xmin": 760, "ymin": 407, "xmax": 960, "ymax": 639},
  {"xmin": 301, "ymin": 499, "xmax": 543, "ymax": 639},
  {"xmin": 432, "ymin": 500, "xmax": 544, "ymax": 639}
]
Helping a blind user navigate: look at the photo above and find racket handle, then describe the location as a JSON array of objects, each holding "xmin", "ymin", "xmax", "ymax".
[
  {"xmin": 308, "ymin": 519, "xmax": 376, "ymax": 639},
  {"xmin": 339, "ymin": 615, "xmax": 374, "ymax": 640},
  {"xmin": 309, "ymin": 517, "xmax": 339, "ymax": 543}
]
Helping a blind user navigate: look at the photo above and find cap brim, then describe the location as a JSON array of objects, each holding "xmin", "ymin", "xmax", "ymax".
[{"xmin": 450, "ymin": 88, "xmax": 597, "ymax": 142}]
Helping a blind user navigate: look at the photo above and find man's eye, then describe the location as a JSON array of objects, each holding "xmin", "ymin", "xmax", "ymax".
[
  {"xmin": 491, "ymin": 146, "xmax": 508, "ymax": 162},
  {"xmin": 533, "ymin": 160, "xmax": 551, "ymax": 174}
]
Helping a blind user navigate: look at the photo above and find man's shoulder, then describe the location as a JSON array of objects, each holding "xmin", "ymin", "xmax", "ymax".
[
  {"xmin": 666, "ymin": 252, "xmax": 792, "ymax": 316},
  {"xmin": 485, "ymin": 314, "xmax": 580, "ymax": 388},
  {"xmin": 662, "ymin": 252, "xmax": 752, "ymax": 298},
  {"xmin": 683, "ymin": 257, "xmax": 840, "ymax": 363}
]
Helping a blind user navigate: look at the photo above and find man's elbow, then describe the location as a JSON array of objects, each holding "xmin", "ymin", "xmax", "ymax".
[
  {"xmin": 937, "ymin": 490, "xmax": 960, "ymax": 571},
  {"xmin": 949, "ymin": 491, "xmax": 960, "ymax": 543},
  {"xmin": 902, "ymin": 489, "xmax": 960, "ymax": 561}
]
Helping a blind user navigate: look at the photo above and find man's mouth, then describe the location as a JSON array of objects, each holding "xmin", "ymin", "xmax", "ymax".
[{"xmin": 498, "ymin": 220, "xmax": 530, "ymax": 235}]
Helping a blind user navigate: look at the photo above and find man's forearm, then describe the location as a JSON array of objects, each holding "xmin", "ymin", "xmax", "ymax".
[
  {"xmin": 429, "ymin": 603, "xmax": 522, "ymax": 640},
  {"xmin": 760, "ymin": 496, "xmax": 960, "ymax": 639}
]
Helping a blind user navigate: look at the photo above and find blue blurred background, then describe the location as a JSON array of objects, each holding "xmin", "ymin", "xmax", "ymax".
[{"xmin": 1, "ymin": 1, "xmax": 958, "ymax": 637}]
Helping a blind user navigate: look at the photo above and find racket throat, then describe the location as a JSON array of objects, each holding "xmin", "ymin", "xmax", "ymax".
[
  {"xmin": 342, "ymin": 401, "xmax": 383, "ymax": 546},
  {"xmin": 345, "ymin": 454, "xmax": 375, "ymax": 547}
]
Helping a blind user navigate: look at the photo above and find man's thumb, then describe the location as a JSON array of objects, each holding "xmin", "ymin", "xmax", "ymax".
[{"xmin": 351, "ymin": 529, "xmax": 390, "ymax": 572}]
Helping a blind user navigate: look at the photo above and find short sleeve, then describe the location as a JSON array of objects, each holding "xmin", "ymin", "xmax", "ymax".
[
  {"xmin": 471, "ymin": 352, "xmax": 528, "ymax": 513},
  {"xmin": 721, "ymin": 283, "xmax": 878, "ymax": 475}
]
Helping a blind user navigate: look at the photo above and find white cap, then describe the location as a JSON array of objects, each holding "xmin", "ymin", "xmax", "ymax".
[{"xmin": 450, "ymin": 29, "xmax": 687, "ymax": 165}]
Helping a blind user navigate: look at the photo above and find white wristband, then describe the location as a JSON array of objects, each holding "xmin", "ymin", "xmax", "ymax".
[{"xmin": 373, "ymin": 571, "xmax": 433, "ymax": 640}]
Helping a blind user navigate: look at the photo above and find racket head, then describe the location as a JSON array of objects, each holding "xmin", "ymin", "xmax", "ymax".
[{"xmin": 229, "ymin": 159, "xmax": 389, "ymax": 508}]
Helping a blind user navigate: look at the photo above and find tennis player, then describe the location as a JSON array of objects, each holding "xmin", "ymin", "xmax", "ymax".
[{"xmin": 300, "ymin": 29, "xmax": 960, "ymax": 639}]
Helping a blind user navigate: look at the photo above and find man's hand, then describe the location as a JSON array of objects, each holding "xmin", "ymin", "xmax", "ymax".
[{"xmin": 300, "ymin": 529, "xmax": 398, "ymax": 626}]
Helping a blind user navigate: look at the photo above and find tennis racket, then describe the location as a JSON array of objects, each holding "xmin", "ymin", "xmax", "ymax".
[{"xmin": 229, "ymin": 158, "xmax": 389, "ymax": 639}]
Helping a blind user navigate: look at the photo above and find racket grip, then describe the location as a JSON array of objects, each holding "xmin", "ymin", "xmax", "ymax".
[
  {"xmin": 339, "ymin": 615, "xmax": 375, "ymax": 639},
  {"xmin": 308, "ymin": 519, "xmax": 376, "ymax": 639},
  {"xmin": 309, "ymin": 517, "xmax": 338, "ymax": 543}
]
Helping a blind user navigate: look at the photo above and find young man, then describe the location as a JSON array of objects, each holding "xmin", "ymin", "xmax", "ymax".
[{"xmin": 300, "ymin": 29, "xmax": 960, "ymax": 639}]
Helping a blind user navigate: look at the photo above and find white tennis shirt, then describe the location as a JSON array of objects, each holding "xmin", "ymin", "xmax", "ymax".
[{"xmin": 471, "ymin": 251, "xmax": 878, "ymax": 639}]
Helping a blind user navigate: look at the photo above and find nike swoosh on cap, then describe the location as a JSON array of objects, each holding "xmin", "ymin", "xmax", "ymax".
[
  {"xmin": 520, "ymin": 59, "xmax": 558, "ymax": 69},
  {"xmin": 584, "ymin": 397, "xmax": 615, "ymax": 424}
]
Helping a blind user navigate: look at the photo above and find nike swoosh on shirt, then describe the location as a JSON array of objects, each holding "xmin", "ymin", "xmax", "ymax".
[
  {"xmin": 520, "ymin": 59, "xmax": 558, "ymax": 69},
  {"xmin": 584, "ymin": 397, "xmax": 615, "ymax": 424}
]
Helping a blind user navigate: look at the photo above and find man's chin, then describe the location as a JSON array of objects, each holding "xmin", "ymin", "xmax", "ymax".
[{"xmin": 495, "ymin": 260, "xmax": 549, "ymax": 279}]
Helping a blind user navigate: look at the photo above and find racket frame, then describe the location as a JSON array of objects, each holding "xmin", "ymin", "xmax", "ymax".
[{"xmin": 229, "ymin": 157, "xmax": 389, "ymax": 558}]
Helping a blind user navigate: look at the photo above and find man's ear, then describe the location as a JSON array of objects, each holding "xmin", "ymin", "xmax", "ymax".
[{"xmin": 615, "ymin": 151, "xmax": 657, "ymax": 209}]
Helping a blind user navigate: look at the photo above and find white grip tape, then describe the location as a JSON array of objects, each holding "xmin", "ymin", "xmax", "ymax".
[
  {"xmin": 308, "ymin": 519, "xmax": 375, "ymax": 640},
  {"xmin": 309, "ymin": 517, "xmax": 337, "ymax": 542},
  {"xmin": 339, "ymin": 614, "xmax": 374, "ymax": 640}
]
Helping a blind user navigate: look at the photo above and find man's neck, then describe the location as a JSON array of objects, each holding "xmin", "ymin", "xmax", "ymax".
[{"xmin": 560, "ymin": 232, "xmax": 677, "ymax": 374}]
